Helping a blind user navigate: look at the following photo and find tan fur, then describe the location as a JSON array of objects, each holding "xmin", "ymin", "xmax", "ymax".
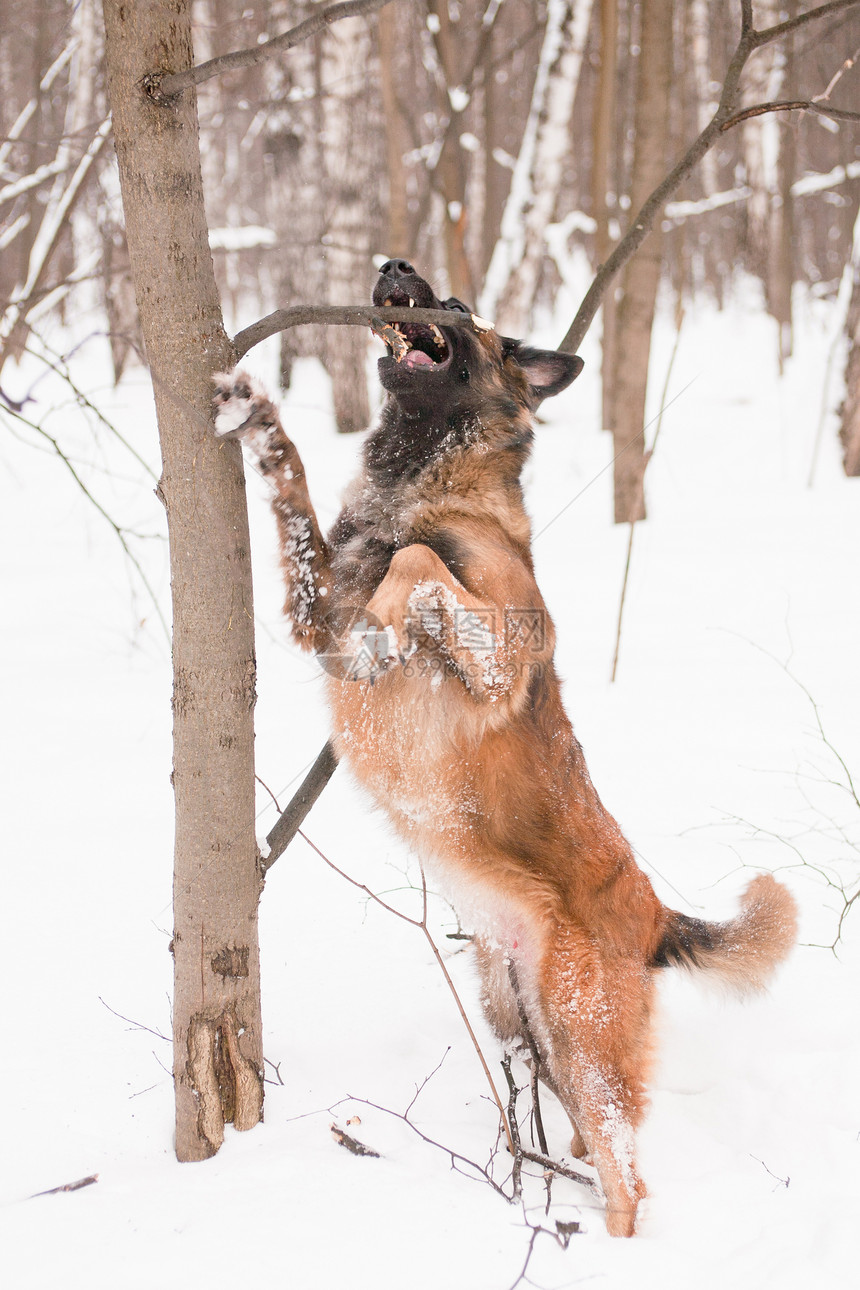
[{"xmin": 215, "ymin": 328, "xmax": 797, "ymax": 1237}]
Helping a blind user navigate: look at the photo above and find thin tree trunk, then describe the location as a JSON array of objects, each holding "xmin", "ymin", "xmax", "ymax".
[
  {"xmin": 480, "ymin": 18, "xmax": 505, "ymax": 282},
  {"xmin": 769, "ymin": 1, "xmax": 797, "ymax": 369},
  {"xmin": 494, "ymin": 0, "xmax": 593, "ymax": 333},
  {"xmin": 378, "ymin": 2, "xmax": 410, "ymax": 258},
  {"xmin": 102, "ymin": 0, "xmax": 264, "ymax": 1162},
  {"xmin": 607, "ymin": 0, "xmax": 674, "ymax": 524},
  {"xmin": 322, "ymin": 14, "xmax": 372, "ymax": 432},
  {"xmin": 839, "ymin": 209, "xmax": 860, "ymax": 475},
  {"xmin": 427, "ymin": 0, "xmax": 473, "ymax": 300},
  {"xmin": 592, "ymin": 0, "xmax": 618, "ymax": 433},
  {"xmin": 741, "ymin": 0, "xmax": 784, "ymax": 285}
]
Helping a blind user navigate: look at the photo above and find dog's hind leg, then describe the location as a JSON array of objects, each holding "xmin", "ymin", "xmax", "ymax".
[
  {"xmin": 213, "ymin": 370, "xmax": 332, "ymax": 652},
  {"xmin": 474, "ymin": 936, "xmax": 591, "ymax": 1161},
  {"xmin": 538, "ymin": 928, "xmax": 655, "ymax": 1237}
]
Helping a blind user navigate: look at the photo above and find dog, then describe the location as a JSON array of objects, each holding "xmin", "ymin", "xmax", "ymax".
[{"xmin": 213, "ymin": 259, "xmax": 797, "ymax": 1236}]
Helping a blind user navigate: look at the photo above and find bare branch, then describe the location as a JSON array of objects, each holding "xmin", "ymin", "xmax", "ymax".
[
  {"xmin": 31, "ymin": 1175, "xmax": 99, "ymax": 1197},
  {"xmin": 152, "ymin": 0, "xmax": 397, "ymax": 100},
  {"xmin": 558, "ymin": 0, "xmax": 860, "ymax": 355},
  {"xmin": 262, "ymin": 742, "xmax": 338, "ymax": 871},
  {"xmin": 814, "ymin": 43, "xmax": 860, "ymax": 101},
  {"xmin": 98, "ymin": 997, "xmax": 170, "ymax": 1042},
  {"xmin": 233, "ymin": 303, "xmax": 483, "ymax": 360},
  {"xmin": 754, "ymin": 0, "xmax": 860, "ymax": 47},
  {"xmin": 720, "ymin": 99, "xmax": 860, "ymax": 130}
]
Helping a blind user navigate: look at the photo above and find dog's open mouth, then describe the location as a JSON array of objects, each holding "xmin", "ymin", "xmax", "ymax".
[{"xmin": 373, "ymin": 286, "xmax": 452, "ymax": 372}]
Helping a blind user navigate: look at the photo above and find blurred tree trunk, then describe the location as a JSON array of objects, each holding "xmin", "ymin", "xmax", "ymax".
[
  {"xmin": 426, "ymin": 0, "xmax": 473, "ymax": 300},
  {"xmin": 481, "ymin": 0, "xmax": 591, "ymax": 328},
  {"xmin": 102, "ymin": 0, "xmax": 264, "ymax": 1162},
  {"xmin": 840, "ymin": 216, "xmax": 860, "ymax": 476},
  {"xmin": 741, "ymin": 0, "xmax": 784, "ymax": 287},
  {"xmin": 322, "ymin": 13, "xmax": 372, "ymax": 432},
  {"xmin": 262, "ymin": 27, "xmax": 326, "ymax": 390},
  {"xmin": 480, "ymin": 19, "xmax": 506, "ymax": 282},
  {"xmin": 378, "ymin": 2, "xmax": 410, "ymax": 258},
  {"xmin": 494, "ymin": 0, "xmax": 593, "ymax": 333},
  {"xmin": 592, "ymin": 0, "xmax": 618, "ymax": 433},
  {"xmin": 608, "ymin": 0, "xmax": 673, "ymax": 523},
  {"xmin": 768, "ymin": 3, "xmax": 797, "ymax": 370}
]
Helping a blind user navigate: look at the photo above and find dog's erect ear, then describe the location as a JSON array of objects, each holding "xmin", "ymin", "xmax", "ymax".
[{"xmin": 502, "ymin": 339, "xmax": 584, "ymax": 403}]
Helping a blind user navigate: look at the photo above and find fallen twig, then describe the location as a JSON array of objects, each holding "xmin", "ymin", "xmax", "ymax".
[
  {"xmin": 330, "ymin": 1123, "xmax": 381, "ymax": 1158},
  {"xmin": 32, "ymin": 1174, "xmax": 98, "ymax": 1197}
]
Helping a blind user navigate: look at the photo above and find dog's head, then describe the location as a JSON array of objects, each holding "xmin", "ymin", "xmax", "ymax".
[{"xmin": 371, "ymin": 260, "xmax": 583, "ymax": 420}]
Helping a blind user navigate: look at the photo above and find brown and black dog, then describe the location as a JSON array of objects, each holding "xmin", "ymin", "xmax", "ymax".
[{"xmin": 214, "ymin": 260, "xmax": 796, "ymax": 1236}]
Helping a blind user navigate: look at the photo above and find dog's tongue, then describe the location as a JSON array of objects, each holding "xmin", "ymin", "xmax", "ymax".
[{"xmin": 404, "ymin": 349, "xmax": 434, "ymax": 370}]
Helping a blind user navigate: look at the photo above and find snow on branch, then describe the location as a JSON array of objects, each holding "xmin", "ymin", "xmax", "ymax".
[{"xmin": 663, "ymin": 162, "xmax": 860, "ymax": 224}]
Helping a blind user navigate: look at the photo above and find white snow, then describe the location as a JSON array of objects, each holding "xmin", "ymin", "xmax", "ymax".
[
  {"xmin": 2, "ymin": 283, "xmax": 859, "ymax": 1288},
  {"xmin": 208, "ymin": 225, "xmax": 277, "ymax": 252}
]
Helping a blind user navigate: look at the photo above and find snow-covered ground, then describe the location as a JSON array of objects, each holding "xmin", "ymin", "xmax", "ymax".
[{"xmin": 2, "ymin": 284, "xmax": 858, "ymax": 1289}]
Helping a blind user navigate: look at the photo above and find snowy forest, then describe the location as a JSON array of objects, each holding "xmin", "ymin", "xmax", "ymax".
[{"xmin": 2, "ymin": 0, "xmax": 860, "ymax": 1285}]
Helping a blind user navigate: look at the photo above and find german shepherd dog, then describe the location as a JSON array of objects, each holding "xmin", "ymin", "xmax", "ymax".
[{"xmin": 214, "ymin": 260, "xmax": 797, "ymax": 1236}]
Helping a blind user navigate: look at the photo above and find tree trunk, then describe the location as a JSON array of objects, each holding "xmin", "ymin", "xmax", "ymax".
[
  {"xmin": 426, "ymin": 0, "xmax": 473, "ymax": 301},
  {"xmin": 767, "ymin": 2, "xmax": 797, "ymax": 370},
  {"xmin": 322, "ymin": 14, "xmax": 373, "ymax": 433},
  {"xmin": 607, "ymin": 0, "xmax": 673, "ymax": 524},
  {"xmin": 480, "ymin": 0, "xmax": 592, "ymax": 328},
  {"xmin": 102, "ymin": 0, "xmax": 264, "ymax": 1162},
  {"xmin": 378, "ymin": 2, "xmax": 410, "ymax": 259},
  {"xmin": 840, "ymin": 212, "xmax": 860, "ymax": 476},
  {"xmin": 492, "ymin": 0, "xmax": 593, "ymax": 334},
  {"xmin": 592, "ymin": 0, "xmax": 618, "ymax": 434}
]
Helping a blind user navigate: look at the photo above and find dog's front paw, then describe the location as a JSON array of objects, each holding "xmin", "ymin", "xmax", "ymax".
[{"xmin": 212, "ymin": 369, "xmax": 277, "ymax": 440}]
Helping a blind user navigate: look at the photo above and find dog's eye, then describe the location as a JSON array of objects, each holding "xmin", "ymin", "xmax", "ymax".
[{"xmin": 444, "ymin": 297, "xmax": 470, "ymax": 314}]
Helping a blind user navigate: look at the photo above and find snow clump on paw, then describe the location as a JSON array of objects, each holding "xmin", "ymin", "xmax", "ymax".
[{"xmin": 212, "ymin": 369, "xmax": 271, "ymax": 438}]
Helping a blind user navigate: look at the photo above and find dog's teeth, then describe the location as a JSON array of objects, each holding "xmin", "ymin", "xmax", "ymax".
[
  {"xmin": 430, "ymin": 325, "xmax": 445, "ymax": 349},
  {"xmin": 384, "ymin": 298, "xmax": 392, "ymax": 306},
  {"xmin": 408, "ymin": 298, "xmax": 415, "ymax": 308}
]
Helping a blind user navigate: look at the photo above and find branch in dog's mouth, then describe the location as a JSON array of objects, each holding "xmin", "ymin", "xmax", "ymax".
[{"xmin": 371, "ymin": 312, "xmax": 450, "ymax": 368}]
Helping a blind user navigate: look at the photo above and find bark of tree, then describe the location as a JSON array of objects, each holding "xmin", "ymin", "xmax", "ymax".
[
  {"xmin": 102, "ymin": 0, "xmax": 264, "ymax": 1162},
  {"xmin": 606, "ymin": 0, "xmax": 674, "ymax": 523}
]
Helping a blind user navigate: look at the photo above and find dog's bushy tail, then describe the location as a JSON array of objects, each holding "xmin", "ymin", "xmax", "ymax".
[{"xmin": 653, "ymin": 874, "xmax": 797, "ymax": 994}]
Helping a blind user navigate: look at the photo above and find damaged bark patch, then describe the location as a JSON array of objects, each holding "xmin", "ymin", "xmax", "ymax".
[
  {"xmin": 187, "ymin": 1009, "xmax": 263, "ymax": 1142},
  {"xmin": 211, "ymin": 945, "xmax": 249, "ymax": 977},
  {"xmin": 187, "ymin": 1016, "xmax": 223, "ymax": 1157}
]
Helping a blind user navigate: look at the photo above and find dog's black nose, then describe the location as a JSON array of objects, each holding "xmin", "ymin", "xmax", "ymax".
[{"xmin": 379, "ymin": 259, "xmax": 415, "ymax": 278}]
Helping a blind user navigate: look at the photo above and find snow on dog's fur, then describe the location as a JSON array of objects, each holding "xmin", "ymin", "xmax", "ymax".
[{"xmin": 213, "ymin": 260, "xmax": 797, "ymax": 1237}]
